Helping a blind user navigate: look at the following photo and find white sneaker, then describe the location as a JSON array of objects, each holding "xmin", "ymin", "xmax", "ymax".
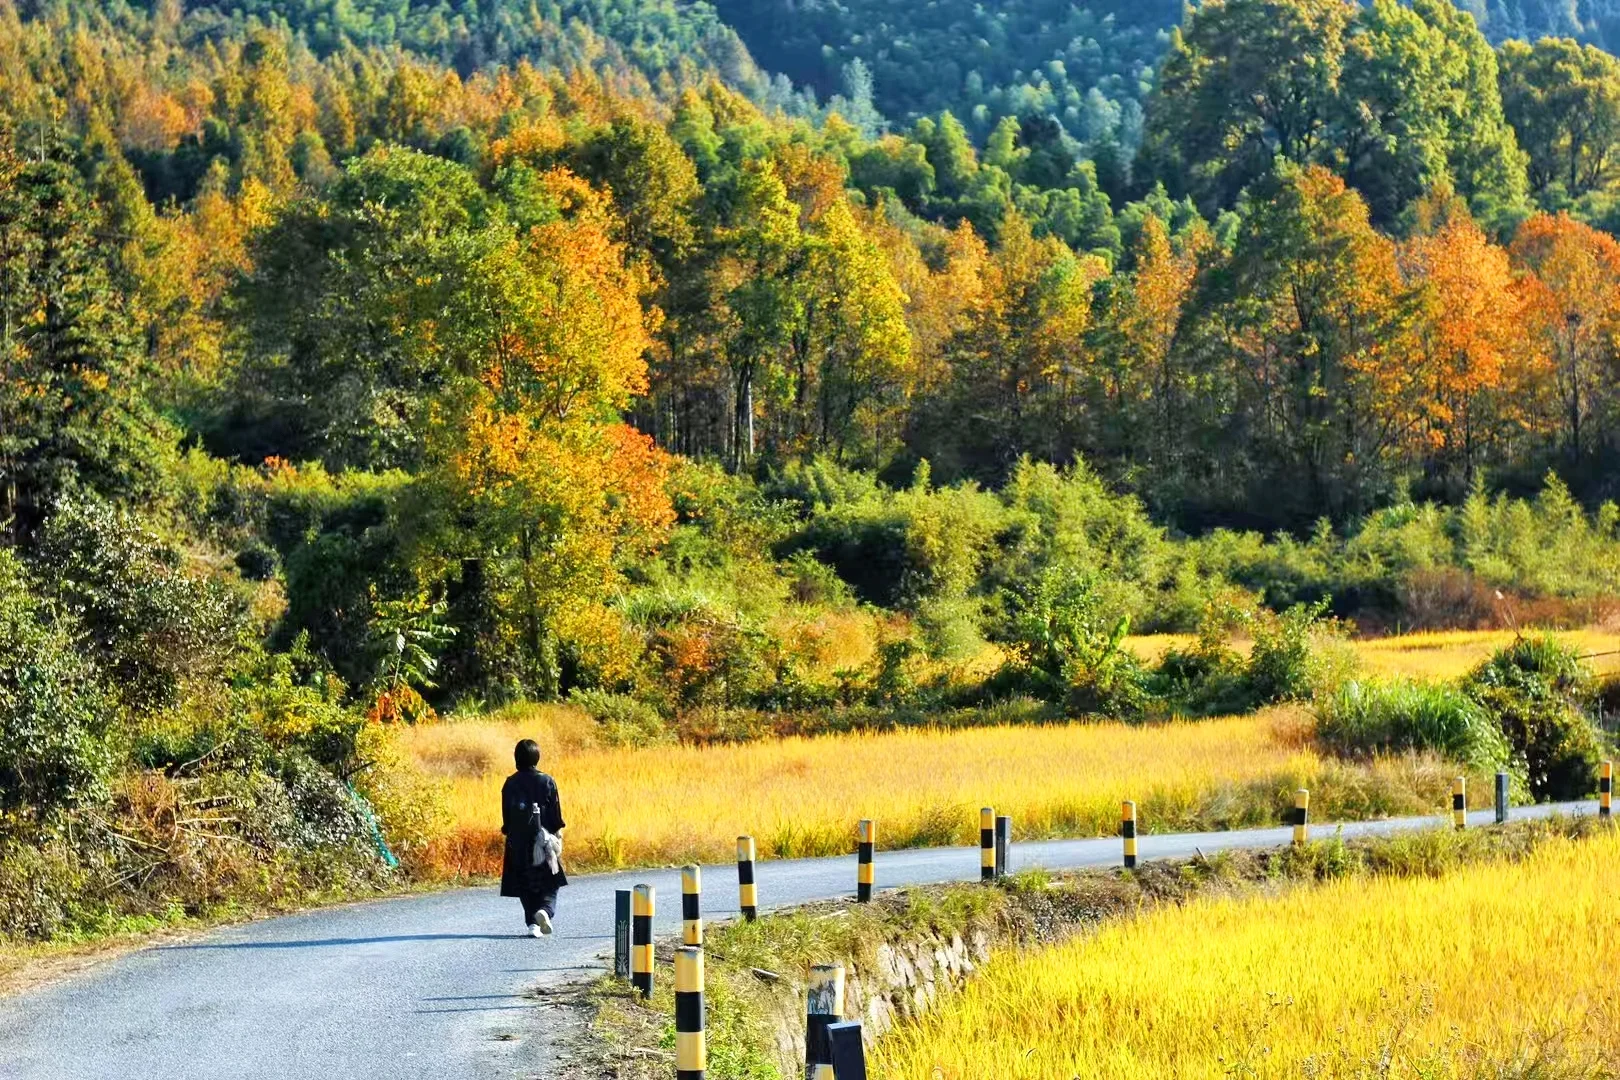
[
  {"xmin": 527, "ymin": 923, "xmax": 543, "ymax": 938},
  {"xmin": 536, "ymin": 910, "xmax": 553, "ymax": 936}
]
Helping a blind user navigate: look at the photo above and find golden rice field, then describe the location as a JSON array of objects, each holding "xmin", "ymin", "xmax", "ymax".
[
  {"xmin": 1128, "ymin": 627, "xmax": 1620, "ymax": 680},
  {"xmin": 872, "ymin": 830, "xmax": 1620, "ymax": 1080},
  {"xmin": 401, "ymin": 706, "xmax": 1478, "ymax": 876}
]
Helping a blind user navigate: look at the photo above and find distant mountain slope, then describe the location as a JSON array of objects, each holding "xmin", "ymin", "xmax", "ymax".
[
  {"xmin": 712, "ymin": 0, "xmax": 1620, "ymax": 148},
  {"xmin": 160, "ymin": 0, "xmax": 792, "ymax": 100},
  {"xmin": 713, "ymin": 0, "xmax": 1179, "ymax": 147}
]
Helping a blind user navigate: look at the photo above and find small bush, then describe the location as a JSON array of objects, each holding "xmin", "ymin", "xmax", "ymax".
[
  {"xmin": 1245, "ymin": 600, "xmax": 1341, "ymax": 705},
  {"xmin": 1465, "ymin": 634, "xmax": 1587, "ymax": 699},
  {"xmin": 993, "ymin": 567, "xmax": 1148, "ymax": 720},
  {"xmin": 567, "ymin": 689, "xmax": 670, "ymax": 746},
  {"xmin": 351, "ymin": 723, "xmax": 451, "ymax": 872},
  {"xmin": 37, "ymin": 499, "xmax": 248, "ymax": 714},
  {"xmin": 1156, "ymin": 597, "xmax": 1351, "ymax": 718},
  {"xmin": 1469, "ymin": 686, "xmax": 1603, "ymax": 801},
  {"xmin": 0, "ymin": 834, "xmax": 82, "ymax": 938},
  {"xmin": 0, "ymin": 550, "xmax": 112, "ymax": 820},
  {"xmin": 1317, "ymin": 679, "xmax": 1511, "ymax": 773},
  {"xmin": 1462, "ymin": 635, "xmax": 1607, "ymax": 801}
]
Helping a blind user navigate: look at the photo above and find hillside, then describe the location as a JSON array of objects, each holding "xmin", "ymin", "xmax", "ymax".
[{"xmin": 714, "ymin": 0, "xmax": 1620, "ymax": 154}]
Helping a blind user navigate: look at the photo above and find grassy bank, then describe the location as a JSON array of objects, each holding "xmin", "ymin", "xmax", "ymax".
[{"xmin": 567, "ymin": 815, "xmax": 1612, "ymax": 1080}]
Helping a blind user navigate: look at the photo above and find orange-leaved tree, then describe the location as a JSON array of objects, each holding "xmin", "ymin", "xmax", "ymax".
[
  {"xmin": 1510, "ymin": 212, "xmax": 1620, "ymax": 466},
  {"xmin": 1401, "ymin": 193, "xmax": 1542, "ymax": 491}
]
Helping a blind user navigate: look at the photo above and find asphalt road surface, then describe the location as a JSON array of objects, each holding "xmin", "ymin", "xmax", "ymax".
[{"xmin": 0, "ymin": 800, "xmax": 1595, "ymax": 1080}]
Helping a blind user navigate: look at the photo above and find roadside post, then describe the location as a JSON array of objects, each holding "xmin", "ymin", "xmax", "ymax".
[
  {"xmin": 1292, "ymin": 789, "xmax": 1309, "ymax": 846},
  {"xmin": 631, "ymin": 884, "xmax": 655, "ymax": 999},
  {"xmin": 1603, "ymin": 762, "xmax": 1613, "ymax": 819},
  {"xmin": 1453, "ymin": 777, "xmax": 1467, "ymax": 830},
  {"xmin": 979, "ymin": 807, "xmax": 996, "ymax": 882},
  {"xmin": 1121, "ymin": 801, "xmax": 1138, "ymax": 869},
  {"xmin": 1495, "ymin": 772, "xmax": 1510, "ymax": 825},
  {"xmin": 856, "ymin": 820, "xmax": 875, "ymax": 903},
  {"xmin": 826, "ymin": 1021, "xmax": 868, "ymax": 1080},
  {"xmin": 737, "ymin": 836, "xmax": 758, "ymax": 921},
  {"xmin": 675, "ymin": 946, "xmax": 706, "ymax": 1080},
  {"xmin": 682, "ymin": 865, "xmax": 703, "ymax": 947},
  {"xmin": 806, "ymin": 964, "xmax": 846, "ymax": 1079},
  {"xmin": 614, "ymin": 889, "xmax": 631, "ymax": 980},
  {"xmin": 995, "ymin": 814, "xmax": 1012, "ymax": 879}
]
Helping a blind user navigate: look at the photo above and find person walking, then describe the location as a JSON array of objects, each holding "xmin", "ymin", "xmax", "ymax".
[{"xmin": 500, "ymin": 739, "xmax": 567, "ymax": 937}]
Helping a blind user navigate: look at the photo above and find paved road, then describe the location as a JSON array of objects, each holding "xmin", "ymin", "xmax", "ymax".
[{"xmin": 0, "ymin": 801, "xmax": 1595, "ymax": 1080}]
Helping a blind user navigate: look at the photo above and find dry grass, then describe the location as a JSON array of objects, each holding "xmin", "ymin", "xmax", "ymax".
[
  {"xmin": 1128, "ymin": 628, "xmax": 1620, "ymax": 680},
  {"xmin": 401, "ymin": 707, "xmax": 1485, "ymax": 877},
  {"xmin": 1352, "ymin": 628, "xmax": 1620, "ymax": 680},
  {"xmin": 872, "ymin": 828, "xmax": 1620, "ymax": 1079}
]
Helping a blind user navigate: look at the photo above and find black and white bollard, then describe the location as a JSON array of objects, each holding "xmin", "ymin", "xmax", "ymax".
[
  {"xmin": 806, "ymin": 964, "xmax": 846, "ymax": 1079},
  {"xmin": 1495, "ymin": 772, "xmax": 1510, "ymax": 825}
]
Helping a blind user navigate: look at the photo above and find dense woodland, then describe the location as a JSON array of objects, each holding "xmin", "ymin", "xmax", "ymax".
[{"xmin": 7, "ymin": 0, "xmax": 1620, "ymax": 938}]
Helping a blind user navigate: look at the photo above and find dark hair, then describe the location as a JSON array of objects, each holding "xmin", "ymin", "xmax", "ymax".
[{"xmin": 514, "ymin": 739, "xmax": 541, "ymax": 770}]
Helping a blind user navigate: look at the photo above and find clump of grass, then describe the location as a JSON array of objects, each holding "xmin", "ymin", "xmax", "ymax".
[{"xmin": 1316, "ymin": 678, "xmax": 1510, "ymax": 772}]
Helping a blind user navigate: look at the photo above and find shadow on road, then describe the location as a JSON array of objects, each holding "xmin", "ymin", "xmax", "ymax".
[{"xmin": 169, "ymin": 934, "xmax": 519, "ymax": 950}]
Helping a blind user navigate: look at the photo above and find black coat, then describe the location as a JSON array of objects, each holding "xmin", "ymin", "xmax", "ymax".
[{"xmin": 499, "ymin": 769, "xmax": 568, "ymax": 897}]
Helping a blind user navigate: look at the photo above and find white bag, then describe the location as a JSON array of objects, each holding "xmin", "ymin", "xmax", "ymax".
[{"xmin": 530, "ymin": 805, "xmax": 563, "ymax": 873}]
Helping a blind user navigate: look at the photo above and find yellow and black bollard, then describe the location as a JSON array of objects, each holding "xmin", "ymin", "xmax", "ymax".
[
  {"xmin": 1602, "ymin": 761, "xmax": 1613, "ymax": 819},
  {"xmin": 631, "ymin": 884, "xmax": 655, "ymax": 999},
  {"xmin": 736, "ymin": 836, "xmax": 758, "ymax": 921},
  {"xmin": 805, "ymin": 964, "xmax": 846, "ymax": 1080},
  {"xmin": 1121, "ymin": 800, "xmax": 1138, "ymax": 869},
  {"xmin": 980, "ymin": 807, "xmax": 996, "ymax": 882},
  {"xmin": 1292, "ymin": 789, "xmax": 1309, "ymax": 846},
  {"xmin": 681, "ymin": 864, "xmax": 702, "ymax": 947},
  {"xmin": 675, "ymin": 946, "xmax": 706, "ymax": 1080},
  {"xmin": 1452, "ymin": 777, "xmax": 1467, "ymax": 830},
  {"xmin": 856, "ymin": 820, "xmax": 875, "ymax": 903}
]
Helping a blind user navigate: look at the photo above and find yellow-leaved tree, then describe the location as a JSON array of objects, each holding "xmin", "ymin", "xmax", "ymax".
[{"xmin": 424, "ymin": 168, "xmax": 674, "ymax": 697}]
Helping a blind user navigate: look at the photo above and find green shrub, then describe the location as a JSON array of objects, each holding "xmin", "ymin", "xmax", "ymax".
[
  {"xmin": 0, "ymin": 833, "xmax": 82, "ymax": 938},
  {"xmin": 1464, "ymin": 634, "xmax": 1587, "ymax": 699},
  {"xmin": 1245, "ymin": 599, "xmax": 1340, "ymax": 705},
  {"xmin": 1468, "ymin": 686, "xmax": 1603, "ymax": 801},
  {"xmin": 0, "ymin": 550, "xmax": 112, "ymax": 821},
  {"xmin": 992, "ymin": 567, "xmax": 1148, "ymax": 720},
  {"xmin": 1462, "ymin": 635, "xmax": 1607, "ymax": 801},
  {"xmin": 1155, "ymin": 597, "xmax": 1349, "ymax": 717},
  {"xmin": 36, "ymin": 499, "xmax": 248, "ymax": 715},
  {"xmin": 568, "ymin": 689, "xmax": 670, "ymax": 746},
  {"xmin": 1317, "ymin": 679, "xmax": 1511, "ymax": 773}
]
